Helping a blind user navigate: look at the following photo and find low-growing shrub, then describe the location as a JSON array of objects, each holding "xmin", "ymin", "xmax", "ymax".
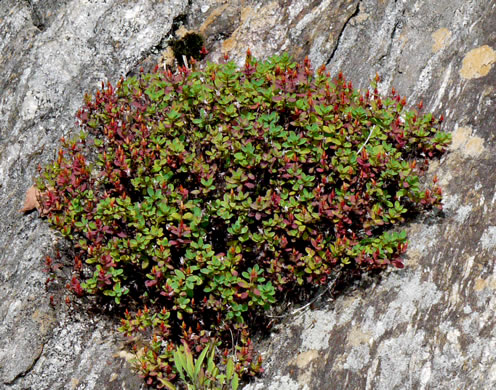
[{"xmin": 36, "ymin": 51, "xmax": 450, "ymax": 388}]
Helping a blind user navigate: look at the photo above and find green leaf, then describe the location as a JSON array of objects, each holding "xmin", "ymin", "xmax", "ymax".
[
  {"xmin": 173, "ymin": 349, "xmax": 186, "ymax": 382},
  {"xmin": 158, "ymin": 379, "xmax": 176, "ymax": 390},
  {"xmin": 194, "ymin": 344, "xmax": 210, "ymax": 379},
  {"xmin": 231, "ymin": 372, "xmax": 239, "ymax": 390},
  {"xmin": 183, "ymin": 343, "xmax": 195, "ymax": 380},
  {"xmin": 170, "ymin": 212, "xmax": 182, "ymax": 221},
  {"xmin": 226, "ymin": 357, "xmax": 234, "ymax": 379}
]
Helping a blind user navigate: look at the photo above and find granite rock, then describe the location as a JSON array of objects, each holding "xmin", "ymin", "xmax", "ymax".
[{"xmin": 0, "ymin": 0, "xmax": 495, "ymax": 389}]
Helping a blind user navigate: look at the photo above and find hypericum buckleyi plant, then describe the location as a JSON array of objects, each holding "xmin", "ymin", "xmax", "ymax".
[{"xmin": 36, "ymin": 51, "xmax": 450, "ymax": 388}]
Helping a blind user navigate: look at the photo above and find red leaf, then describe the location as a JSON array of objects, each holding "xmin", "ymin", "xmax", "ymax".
[
  {"xmin": 238, "ymin": 281, "xmax": 250, "ymax": 289},
  {"xmin": 392, "ymin": 259, "xmax": 404, "ymax": 269},
  {"xmin": 145, "ymin": 279, "xmax": 157, "ymax": 287}
]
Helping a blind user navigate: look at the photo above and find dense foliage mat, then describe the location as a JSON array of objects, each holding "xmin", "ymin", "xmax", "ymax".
[{"xmin": 37, "ymin": 52, "xmax": 450, "ymax": 388}]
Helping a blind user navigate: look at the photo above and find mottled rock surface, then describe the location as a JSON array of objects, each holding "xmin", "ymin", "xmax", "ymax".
[
  {"xmin": 0, "ymin": 1, "xmax": 188, "ymax": 388},
  {"xmin": 0, "ymin": 0, "xmax": 495, "ymax": 389}
]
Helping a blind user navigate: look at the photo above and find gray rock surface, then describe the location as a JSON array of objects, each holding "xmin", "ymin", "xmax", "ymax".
[
  {"xmin": 0, "ymin": 1, "xmax": 188, "ymax": 388},
  {"xmin": 0, "ymin": 0, "xmax": 495, "ymax": 389}
]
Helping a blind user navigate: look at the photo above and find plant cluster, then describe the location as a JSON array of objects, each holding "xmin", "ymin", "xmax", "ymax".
[
  {"xmin": 163, "ymin": 342, "xmax": 240, "ymax": 390},
  {"xmin": 37, "ymin": 51, "xmax": 450, "ymax": 388}
]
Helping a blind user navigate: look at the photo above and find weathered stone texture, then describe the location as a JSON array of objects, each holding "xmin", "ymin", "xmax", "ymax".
[
  {"xmin": 0, "ymin": 1, "xmax": 187, "ymax": 388},
  {"xmin": 0, "ymin": 0, "xmax": 495, "ymax": 389}
]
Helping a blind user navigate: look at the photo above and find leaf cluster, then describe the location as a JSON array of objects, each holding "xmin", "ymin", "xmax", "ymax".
[
  {"xmin": 160, "ymin": 342, "xmax": 239, "ymax": 390},
  {"xmin": 37, "ymin": 52, "xmax": 450, "ymax": 388}
]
